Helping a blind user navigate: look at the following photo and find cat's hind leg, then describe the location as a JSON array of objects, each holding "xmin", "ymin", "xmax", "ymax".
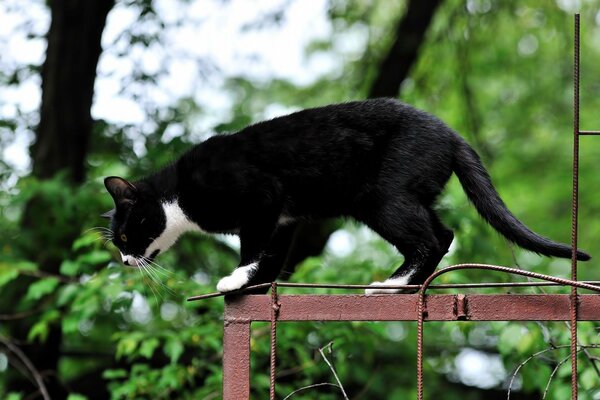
[{"xmin": 360, "ymin": 203, "xmax": 452, "ymax": 294}]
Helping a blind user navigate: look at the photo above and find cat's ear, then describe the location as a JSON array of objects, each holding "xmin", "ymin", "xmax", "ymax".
[
  {"xmin": 100, "ymin": 209, "xmax": 116, "ymax": 219},
  {"xmin": 104, "ymin": 176, "xmax": 137, "ymax": 206}
]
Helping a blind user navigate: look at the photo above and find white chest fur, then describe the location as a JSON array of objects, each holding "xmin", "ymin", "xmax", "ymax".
[{"xmin": 144, "ymin": 200, "xmax": 202, "ymax": 258}]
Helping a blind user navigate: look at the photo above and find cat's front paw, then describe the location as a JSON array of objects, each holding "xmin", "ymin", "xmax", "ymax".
[
  {"xmin": 365, "ymin": 281, "xmax": 402, "ymax": 295},
  {"xmin": 364, "ymin": 276, "xmax": 416, "ymax": 295},
  {"xmin": 216, "ymin": 263, "xmax": 257, "ymax": 293}
]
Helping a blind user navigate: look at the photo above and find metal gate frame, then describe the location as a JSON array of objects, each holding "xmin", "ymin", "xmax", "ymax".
[{"xmin": 189, "ymin": 14, "xmax": 600, "ymax": 399}]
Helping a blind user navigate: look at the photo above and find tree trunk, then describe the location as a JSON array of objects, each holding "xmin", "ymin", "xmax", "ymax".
[
  {"xmin": 368, "ymin": 0, "xmax": 442, "ymax": 98},
  {"xmin": 32, "ymin": 0, "xmax": 114, "ymax": 183},
  {"xmin": 12, "ymin": 1, "xmax": 114, "ymax": 398},
  {"xmin": 280, "ymin": 0, "xmax": 443, "ymax": 279}
]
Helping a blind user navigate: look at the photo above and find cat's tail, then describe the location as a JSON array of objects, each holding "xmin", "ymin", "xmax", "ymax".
[{"xmin": 452, "ymin": 137, "xmax": 590, "ymax": 261}]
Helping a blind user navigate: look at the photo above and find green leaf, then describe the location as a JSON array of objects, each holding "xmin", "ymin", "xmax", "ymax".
[
  {"xmin": 159, "ymin": 365, "xmax": 181, "ymax": 389},
  {"xmin": 73, "ymin": 232, "xmax": 103, "ymax": 250},
  {"xmin": 0, "ymin": 266, "xmax": 19, "ymax": 288},
  {"xmin": 164, "ymin": 337, "xmax": 184, "ymax": 364},
  {"xmin": 116, "ymin": 337, "xmax": 139, "ymax": 360},
  {"xmin": 498, "ymin": 324, "xmax": 525, "ymax": 354},
  {"xmin": 57, "ymin": 284, "xmax": 79, "ymax": 306},
  {"xmin": 25, "ymin": 278, "xmax": 60, "ymax": 301},
  {"xmin": 77, "ymin": 250, "xmax": 111, "ymax": 265},
  {"xmin": 581, "ymin": 367, "xmax": 598, "ymax": 390},
  {"xmin": 139, "ymin": 338, "xmax": 160, "ymax": 359},
  {"xmin": 103, "ymin": 369, "xmax": 128, "ymax": 379},
  {"xmin": 13, "ymin": 261, "xmax": 38, "ymax": 271},
  {"xmin": 59, "ymin": 260, "xmax": 79, "ymax": 276},
  {"xmin": 0, "ymin": 261, "xmax": 39, "ymax": 287},
  {"xmin": 62, "ymin": 312, "xmax": 80, "ymax": 334},
  {"xmin": 67, "ymin": 394, "xmax": 88, "ymax": 400},
  {"xmin": 28, "ymin": 310, "xmax": 60, "ymax": 342},
  {"xmin": 28, "ymin": 319, "xmax": 49, "ymax": 342}
]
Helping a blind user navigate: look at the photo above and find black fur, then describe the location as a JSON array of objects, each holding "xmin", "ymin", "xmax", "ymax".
[{"xmin": 104, "ymin": 98, "xmax": 590, "ymax": 289}]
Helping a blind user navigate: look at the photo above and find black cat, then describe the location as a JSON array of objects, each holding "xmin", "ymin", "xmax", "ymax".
[{"xmin": 103, "ymin": 98, "xmax": 590, "ymax": 294}]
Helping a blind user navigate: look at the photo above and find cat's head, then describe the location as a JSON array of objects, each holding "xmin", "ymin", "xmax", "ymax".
[{"xmin": 103, "ymin": 176, "xmax": 167, "ymax": 267}]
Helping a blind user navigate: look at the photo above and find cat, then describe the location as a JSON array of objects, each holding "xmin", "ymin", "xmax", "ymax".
[{"xmin": 102, "ymin": 98, "xmax": 590, "ymax": 294}]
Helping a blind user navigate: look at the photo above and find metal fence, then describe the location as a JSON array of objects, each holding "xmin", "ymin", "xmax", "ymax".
[{"xmin": 188, "ymin": 14, "xmax": 600, "ymax": 400}]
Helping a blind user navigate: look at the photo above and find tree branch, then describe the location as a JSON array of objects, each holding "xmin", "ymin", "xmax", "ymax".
[{"xmin": 0, "ymin": 336, "xmax": 50, "ymax": 400}]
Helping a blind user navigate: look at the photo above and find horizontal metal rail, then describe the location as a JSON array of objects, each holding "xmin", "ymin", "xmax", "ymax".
[
  {"xmin": 223, "ymin": 293, "xmax": 600, "ymax": 322},
  {"xmin": 219, "ymin": 292, "xmax": 600, "ymax": 400}
]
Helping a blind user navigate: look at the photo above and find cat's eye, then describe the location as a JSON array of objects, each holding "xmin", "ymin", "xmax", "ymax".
[{"xmin": 120, "ymin": 233, "xmax": 127, "ymax": 243}]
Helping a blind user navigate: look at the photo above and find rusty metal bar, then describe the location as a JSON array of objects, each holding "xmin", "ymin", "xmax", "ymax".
[
  {"xmin": 223, "ymin": 321, "xmax": 251, "ymax": 400},
  {"xmin": 269, "ymin": 282, "xmax": 279, "ymax": 400},
  {"xmin": 223, "ymin": 293, "xmax": 600, "ymax": 322},
  {"xmin": 570, "ymin": 13, "xmax": 581, "ymax": 400}
]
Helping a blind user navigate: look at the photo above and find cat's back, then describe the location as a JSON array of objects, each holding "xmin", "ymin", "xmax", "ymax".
[{"xmin": 243, "ymin": 98, "xmax": 416, "ymax": 137}]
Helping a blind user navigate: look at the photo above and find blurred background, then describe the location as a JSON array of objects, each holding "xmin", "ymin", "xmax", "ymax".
[{"xmin": 1, "ymin": 0, "xmax": 600, "ymax": 399}]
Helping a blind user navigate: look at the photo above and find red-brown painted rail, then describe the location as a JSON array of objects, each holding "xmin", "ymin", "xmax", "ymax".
[{"xmin": 218, "ymin": 293, "xmax": 600, "ymax": 400}]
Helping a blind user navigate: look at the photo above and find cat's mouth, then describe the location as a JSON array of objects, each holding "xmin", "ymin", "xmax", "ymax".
[
  {"xmin": 120, "ymin": 253, "xmax": 139, "ymax": 267},
  {"xmin": 121, "ymin": 249, "xmax": 161, "ymax": 267}
]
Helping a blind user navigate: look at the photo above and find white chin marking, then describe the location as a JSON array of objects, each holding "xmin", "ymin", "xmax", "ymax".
[
  {"xmin": 365, "ymin": 275, "xmax": 414, "ymax": 295},
  {"xmin": 120, "ymin": 252, "xmax": 139, "ymax": 267},
  {"xmin": 216, "ymin": 263, "xmax": 258, "ymax": 293}
]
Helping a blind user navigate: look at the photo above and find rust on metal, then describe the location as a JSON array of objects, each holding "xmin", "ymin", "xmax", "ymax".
[
  {"xmin": 453, "ymin": 294, "xmax": 469, "ymax": 320},
  {"xmin": 222, "ymin": 320, "xmax": 251, "ymax": 399},
  {"xmin": 269, "ymin": 282, "xmax": 279, "ymax": 400},
  {"xmin": 223, "ymin": 293, "xmax": 600, "ymax": 322}
]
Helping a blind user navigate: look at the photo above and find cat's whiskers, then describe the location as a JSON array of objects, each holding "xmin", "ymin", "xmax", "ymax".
[
  {"xmin": 138, "ymin": 259, "xmax": 176, "ymax": 296},
  {"xmin": 86, "ymin": 226, "xmax": 114, "ymax": 236},
  {"xmin": 139, "ymin": 262, "xmax": 164, "ymax": 303},
  {"xmin": 85, "ymin": 227, "xmax": 114, "ymax": 247},
  {"xmin": 141, "ymin": 256, "xmax": 173, "ymax": 277},
  {"xmin": 137, "ymin": 264, "xmax": 160, "ymax": 307}
]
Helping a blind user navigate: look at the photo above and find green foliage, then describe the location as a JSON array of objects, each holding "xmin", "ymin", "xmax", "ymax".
[{"xmin": 2, "ymin": 0, "xmax": 600, "ymax": 399}]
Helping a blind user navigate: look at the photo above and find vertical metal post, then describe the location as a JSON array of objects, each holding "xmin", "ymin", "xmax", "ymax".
[
  {"xmin": 270, "ymin": 282, "xmax": 280, "ymax": 400},
  {"xmin": 570, "ymin": 13, "xmax": 580, "ymax": 400},
  {"xmin": 223, "ymin": 319, "xmax": 252, "ymax": 400}
]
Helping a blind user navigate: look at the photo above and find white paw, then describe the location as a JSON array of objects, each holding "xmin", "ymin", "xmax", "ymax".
[
  {"xmin": 216, "ymin": 275, "xmax": 245, "ymax": 292},
  {"xmin": 216, "ymin": 263, "xmax": 257, "ymax": 293},
  {"xmin": 365, "ymin": 281, "xmax": 403, "ymax": 295},
  {"xmin": 364, "ymin": 275, "xmax": 414, "ymax": 295}
]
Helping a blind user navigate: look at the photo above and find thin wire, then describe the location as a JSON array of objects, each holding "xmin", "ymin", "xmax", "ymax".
[{"xmin": 186, "ymin": 280, "xmax": 600, "ymax": 301}]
